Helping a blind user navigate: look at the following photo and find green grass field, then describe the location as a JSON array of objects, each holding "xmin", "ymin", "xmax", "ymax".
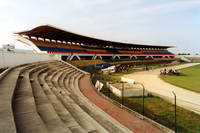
[{"xmin": 161, "ymin": 64, "xmax": 200, "ymax": 93}]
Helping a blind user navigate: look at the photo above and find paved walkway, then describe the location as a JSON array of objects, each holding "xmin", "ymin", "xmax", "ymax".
[
  {"xmin": 124, "ymin": 63, "xmax": 200, "ymax": 114},
  {"xmin": 79, "ymin": 75, "xmax": 164, "ymax": 133}
]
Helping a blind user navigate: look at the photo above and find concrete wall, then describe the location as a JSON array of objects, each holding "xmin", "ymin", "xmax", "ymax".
[
  {"xmin": 0, "ymin": 52, "xmax": 60, "ymax": 68},
  {"xmin": 124, "ymin": 89, "xmax": 148, "ymax": 97},
  {"xmin": 109, "ymin": 84, "xmax": 122, "ymax": 97},
  {"xmin": 176, "ymin": 55, "xmax": 200, "ymax": 63},
  {"xmin": 108, "ymin": 84, "xmax": 148, "ymax": 97}
]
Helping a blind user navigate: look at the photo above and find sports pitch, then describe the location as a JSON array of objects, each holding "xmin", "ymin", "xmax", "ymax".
[{"xmin": 161, "ymin": 64, "xmax": 200, "ymax": 93}]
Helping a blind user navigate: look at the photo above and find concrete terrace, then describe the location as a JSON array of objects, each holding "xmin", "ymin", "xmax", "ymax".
[{"xmin": 0, "ymin": 60, "xmax": 168, "ymax": 133}]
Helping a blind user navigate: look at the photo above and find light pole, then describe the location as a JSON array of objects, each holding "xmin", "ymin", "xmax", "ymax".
[
  {"xmin": 172, "ymin": 91, "xmax": 177, "ymax": 133},
  {"xmin": 136, "ymin": 82, "xmax": 145, "ymax": 116}
]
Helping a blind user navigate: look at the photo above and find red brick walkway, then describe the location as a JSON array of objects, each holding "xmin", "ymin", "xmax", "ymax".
[{"xmin": 79, "ymin": 75, "xmax": 164, "ymax": 133}]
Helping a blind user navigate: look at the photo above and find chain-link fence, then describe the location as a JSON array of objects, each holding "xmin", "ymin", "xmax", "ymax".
[{"xmin": 90, "ymin": 70, "xmax": 200, "ymax": 133}]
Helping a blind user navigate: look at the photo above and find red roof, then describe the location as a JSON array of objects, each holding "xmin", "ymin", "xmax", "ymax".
[{"xmin": 16, "ymin": 25, "xmax": 173, "ymax": 49}]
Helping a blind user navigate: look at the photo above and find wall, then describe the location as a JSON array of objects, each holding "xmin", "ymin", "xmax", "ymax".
[
  {"xmin": 109, "ymin": 84, "xmax": 122, "ymax": 97},
  {"xmin": 176, "ymin": 55, "xmax": 200, "ymax": 63},
  {"xmin": 0, "ymin": 52, "xmax": 60, "ymax": 68},
  {"xmin": 108, "ymin": 84, "xmax": 148, "ymax": 97},
  {"xmin": 124, "ymin": 89, "xmax": 148, "ymax": 97}
]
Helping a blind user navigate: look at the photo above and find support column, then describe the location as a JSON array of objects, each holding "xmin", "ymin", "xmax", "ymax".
[
  {"xmin": 112, "ymin": 55, "xmax": 120, "ymax": 59},
  {"xmin": 93, "ymin": 55, "xmax": 102, "ymax": 60},
  {"xmin": 69, "ymin": 55, "xmax": 81, "ymax": 61}
]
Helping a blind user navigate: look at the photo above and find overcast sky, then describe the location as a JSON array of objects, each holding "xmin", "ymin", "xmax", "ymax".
[{"xmin": 0, "ymin": 0, "xmax": 200, "ymax": 54}]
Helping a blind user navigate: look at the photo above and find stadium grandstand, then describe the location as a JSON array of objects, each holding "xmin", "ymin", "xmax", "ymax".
[
  {"xmin": 0, "ymin": 25, "xmax": 176, "ymax": 133},
  {"xmin": 1, "ymin": 59, "xmax": 175, "ymax": 133},
  {"xmin": 16, "ymin": 25, "xmax": 176, "ymax": 69},
  {"xmin": 0, "ymin": 61, "xmax": 133, "ymax": 133}
]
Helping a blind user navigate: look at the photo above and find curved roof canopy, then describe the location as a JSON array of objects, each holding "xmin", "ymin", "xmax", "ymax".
[{"xmin": 16, "ymin": 25, "xmax": 172, "ymax": 49}]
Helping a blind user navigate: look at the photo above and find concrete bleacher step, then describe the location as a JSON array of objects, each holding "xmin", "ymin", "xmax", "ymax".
[
  {"xmin": 51, "ymin": 67, "xmax": 72, "ymax": 95},
  {"xmin": 30, "ymin": 64, "xmax": 72, "ymax": 133},
  {"xmin": 0, "ymin": 67, "xmax": 24, "ymax": 133},
  {"xmin": 58, "ymin": 94, "xmax": 100, "ymax": 133},
  {"xmin": 39, "ymin": 68, "xmax": 87, "ymax": 133},
  {"xmin": 43, "ymin": 66, "xmax": 88, "ymax": 133},
  {"xmin": 45, "ymin": 66, "xmax": 104, "ymax": 132},
  {"xmin": 64, "ymin": 67, "xmax": 131, "ymax": 133},
  {"xmin": 59, "ymin": 62, "xmax": 130, "ymax": 132},
  {"xmin": 12, "ymin": 63, "xmax": 49, "ymax": 133},
  {"xmin": 59, "ymin": 69, "xmax": 109, "ymax": 133},
  {"xmin": 0, "ymin": 60, "xmax": 133, "ymax": 133},
  {"xmin": 46, "ymin": 67, "xmax": 94, "ymax": 132},
  {"xmin": 67, "ymin": 72, "xmax": 117, "ymax": 132}
]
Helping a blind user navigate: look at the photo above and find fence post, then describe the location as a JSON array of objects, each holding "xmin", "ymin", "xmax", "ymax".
[
  {"xmin": 141, "ymin": 83, "xmax": 145, "ymax": 116},
  {"xmin": 172, "ymin": 91, "xmax": 177, "ymax": 133},
  {"xmin": 121, "ymin": 81, "xmax": 124, "ymax": 105},
  {"xmin": 136, "ymin": 82, "xmax": 145, "ymax": 117},
  {"xmin": 107, "ymin": 82, "xmax": 110, "ymax": 97}
]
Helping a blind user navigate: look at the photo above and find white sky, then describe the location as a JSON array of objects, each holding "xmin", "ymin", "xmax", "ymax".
[{"xmin": 0, "ymin": 0, "xmax": 200, "ymax": 54}]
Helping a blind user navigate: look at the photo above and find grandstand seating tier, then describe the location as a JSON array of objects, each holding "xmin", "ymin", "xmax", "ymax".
[
  {"xmin": 67, "ymin": 58, "xmax": 176, "ymax": 68},
  {"xmin": 0, "ymin": 61, "xmax": 132, "ymax": 133},
  {"xmin": 30, "ymin": 39, "xmax": 174, "ymax": 56}
]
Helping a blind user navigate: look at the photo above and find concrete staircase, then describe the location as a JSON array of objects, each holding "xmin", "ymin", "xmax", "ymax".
[{"xmin": 0, "ymin": 61, "xmax": 131, "ymax": 133}]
